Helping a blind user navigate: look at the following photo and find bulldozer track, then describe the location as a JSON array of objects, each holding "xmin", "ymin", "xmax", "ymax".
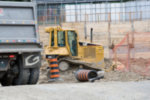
[{"xmin": 59, "ymin": 57, "xmax": 114, "ymax": 71}]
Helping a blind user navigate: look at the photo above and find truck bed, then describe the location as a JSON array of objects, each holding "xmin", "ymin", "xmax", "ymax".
[{"xmin": 0, "ymin": 1, "xmax": 42, "ymax": 53}]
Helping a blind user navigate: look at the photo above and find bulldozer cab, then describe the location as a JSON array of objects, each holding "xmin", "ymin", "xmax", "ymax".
[{"xmin": 45, "ymin": 27, "xmax": 79, "ymax": 57}]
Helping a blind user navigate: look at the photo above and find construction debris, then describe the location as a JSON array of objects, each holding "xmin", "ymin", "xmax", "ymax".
[{"xmin": 74, "ymin": 69, "xmax": 104, "ymax": 82}]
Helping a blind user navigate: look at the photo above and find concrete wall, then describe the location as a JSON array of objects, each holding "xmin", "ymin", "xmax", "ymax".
[
  {"xmin": 62, "ymin": 20, "xmax": 150, "ymax": 46},
  {"xmin": 39, "ymin": 20, "xmax": 150, "ymax": 58}
]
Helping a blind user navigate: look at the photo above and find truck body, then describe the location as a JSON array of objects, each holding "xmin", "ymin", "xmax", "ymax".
[{"xmin": 0, "ymin": 1, "xmax": 42, "ymax": 86}]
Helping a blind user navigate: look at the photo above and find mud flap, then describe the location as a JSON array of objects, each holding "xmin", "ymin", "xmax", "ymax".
[{"xmin": 22, "ymin": 53, "xmax": 41, "ymax": 68}]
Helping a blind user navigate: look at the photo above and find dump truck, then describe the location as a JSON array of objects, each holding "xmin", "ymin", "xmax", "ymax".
[
  {"xmin": 0, "ymin": 1, "xmax": 42, "ymax": 86},
  {"xmin": 45, "ymin": 27, "xmax": 110, "ymax": 71}
]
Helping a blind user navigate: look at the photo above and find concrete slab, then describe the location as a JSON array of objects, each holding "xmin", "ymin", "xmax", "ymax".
[{"xmin": 0, "ymin": 81, "xmax": 150, "ymax": 100}]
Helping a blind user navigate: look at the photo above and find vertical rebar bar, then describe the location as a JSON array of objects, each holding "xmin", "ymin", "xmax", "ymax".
[
  {"xmin": 131, "ymin": 20, "xmax": 135, "ymax": 58},
  {"xmin": 44, "ymin": 0, "xmax": 46, "ymax": 25},
  {"xmin": 107, "ymin": 12, "xmax": 111, "ymax": 58},
  {"xmin": 60, "ymin": 0, "xmax": 63, "ymax": 26},
  {"xmin": 84, "ymin": 14, "xmax": 87, "ymax": 40},
  {"xmin": 90, "ymin": 28, "xmax": 93, "ymax": 43},
  {"xmin": 140, "ymin": 11, "xmax": 142, "ymax": 21},
  {"xmin": 127, "ymin": 34, "xmax": 130, "ymax": 71},
  {"xmin": 75, "ymin": 0, "xmax": 77, "ymax": 22}
]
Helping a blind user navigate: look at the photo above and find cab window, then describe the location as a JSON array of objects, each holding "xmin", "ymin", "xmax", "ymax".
[
  {"xmin": 58, "ymin": 31, "xmax": 65, "ymax": 47},
  {"xmin": 51, "ymin": 31, "xmax": 54, "ymax": 46},
  {"xmin": 67, "ymin": 31, "xmax": 77, "ymax": 56}
]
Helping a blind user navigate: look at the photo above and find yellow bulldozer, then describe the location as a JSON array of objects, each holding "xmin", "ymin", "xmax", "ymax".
[{"xmin": 45, "ymin": 27, "xmax": 111, "ymax": 71}]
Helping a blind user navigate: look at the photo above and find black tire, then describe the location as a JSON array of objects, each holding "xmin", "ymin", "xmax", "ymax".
[
  {"xmin": 1, "ymin": 77, "xmax": 12, "ymax": 86},
  {"xmin": 28, "ymin": 68, "xmax": 40, "ymax": 84},
  {"xmin": 13, "ymin": 69, "xmax": 30, "ymax": 85},
  {"xmin": 13, "ymin": 57, "xmax": 30, "ymax": 85},
  {"xmin": 21, "ymin": 69, "xmax": 30, "ymax": 85}
]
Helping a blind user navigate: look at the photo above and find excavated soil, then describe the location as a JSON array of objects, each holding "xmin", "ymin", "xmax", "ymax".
[
  {"xmin": 38, "ymin": 25, "xmax": 150, "ymax": 84},
  {"xmin": 38, "ymin": 58, "xmax": 150, "ymax": 84}
]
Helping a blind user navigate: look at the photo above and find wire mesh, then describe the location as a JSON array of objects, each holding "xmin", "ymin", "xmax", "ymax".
[{"xmin": 37, "ymin": 0, "xmax": 150, "ymax": 25}]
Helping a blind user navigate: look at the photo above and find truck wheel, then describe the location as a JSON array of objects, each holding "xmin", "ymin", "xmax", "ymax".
[
  {"xmin": 1, "ymin": 76, "xmax": 12, "ymax": 86},
  {"xmin": 13, "ymin": 57, "xmax": 30, "ymax": 85},
  {"xmin": 13, "ymin": 69, "xmax": 30, "ymax": 85},
  {"xmin": 28, "ymin": 68, "xmax": 40, "ymax": 84},
  {"xmin": 21, "ymin": 69, "xmax": 30, "ymax": 85},
  {"xmin": 59, "ymin": 61, "xmax": 70, "ymax": 71},
  {"xmin": 1, "ymin": 65, "xmax": 19, "ymax": 86}
]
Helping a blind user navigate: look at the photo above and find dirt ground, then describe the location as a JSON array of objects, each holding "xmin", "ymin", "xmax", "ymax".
[
  {"xmin": 38, "ymin": 25, "xmax": 150, "ymax": 84},
  {"xmin": 38, "ymin": 59, "xmax": 150, "ymax": 84}
]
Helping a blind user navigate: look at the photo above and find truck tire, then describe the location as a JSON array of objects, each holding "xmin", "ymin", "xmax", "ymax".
[
  {"xmin": 1, "ymin": 76, "xmax": 12, "ymax": 86},
  {"xmin": 21, "ymin": 69, "xmax": 30, "ymax": 85},
  {"xmin": 13, "ymin": 57, "xmax": 30, "ymax": 85},
  {"xmin": 28, "ymin": 68, "xmax": 40, "ymax": 84},
  {"xmin": 13, "ymin": 68, "xmax": 30, "ymax": 85}
]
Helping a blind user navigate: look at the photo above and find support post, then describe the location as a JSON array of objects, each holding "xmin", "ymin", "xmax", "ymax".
[
  {"xmin": 90, "ymin": 28, "xmax": 93, "ymax": 43},
  {"xmin": 107, "ymin": 13, "xmax": 111, "ymax": 58},
  {"xmin": 84, "ymin": 14, "xmax": 87, "ymax": 40},
  {"xmin": 127, "ymin": 34, "xmax": 130, "ymax": 71}
]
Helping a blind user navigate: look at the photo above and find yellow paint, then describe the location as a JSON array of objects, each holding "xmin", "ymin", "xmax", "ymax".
[{"xmin": 44, "ymin": 26, "xmax": 105, "ymax": 69}]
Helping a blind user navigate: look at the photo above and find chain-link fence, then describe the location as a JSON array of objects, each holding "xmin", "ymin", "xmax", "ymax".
[{"xmin": 37, "ymin": 0, "xmax": 150, "ymax": 25}]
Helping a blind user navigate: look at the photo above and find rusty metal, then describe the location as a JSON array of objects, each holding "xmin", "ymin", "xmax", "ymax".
[{"xmin": 75, "ymin": 69, "xmax": 98, "ymax": 82}]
